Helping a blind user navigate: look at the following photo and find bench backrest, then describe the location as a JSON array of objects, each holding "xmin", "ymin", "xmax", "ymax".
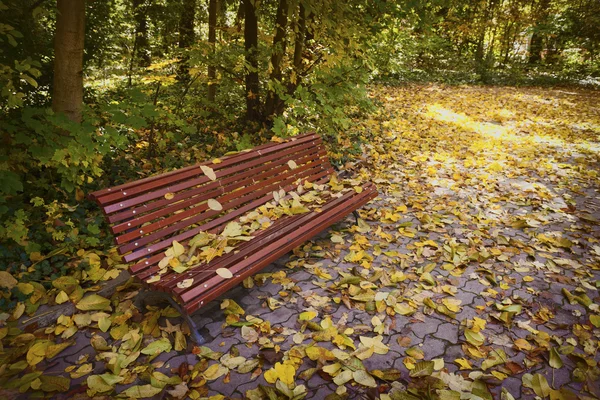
[{"xmin": 89, "ymin": 133, "xmax": 333, "ymax": 278}]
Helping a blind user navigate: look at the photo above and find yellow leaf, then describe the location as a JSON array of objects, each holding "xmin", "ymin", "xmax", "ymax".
[
  {"xmin": 171, "ymin": 241, "xmax": 185, "ymax": 257},
  {"xmin": 0, "ymin": 271, "xmax": 17, "ymax": 289},
  {"xmin": 164, "ymin": 192, "xmax": 175, "ymax": 200},
  {"xmin": 287, "ymin": 160, "xmax": 298, "ymax": 169},
  {"xmin": 216, "ymin": 268, "xmax": 233, "ymax": 279},
  {"xmin": 76, "ymin": 294, "xmax": 111, "ymax": 311},
  {"xmin": 146, "ymin": 275, "xmax": 160, "ymax": 284},
  {"xmin": 208, "ymin": 199, "xmax": 223, "ymax": 211},
  {"xmin": 353, "ymin": 370, "xmax": 377, "ymax": 387},
  {"xmin": 203, "ymin": 364, "xmax": 228, "ymax": 380},
  {"xmin": 177, "ymin": 279, "xmax": 194, "ymax": 289},
  {"xmin": 11, "ymin": 302, "xmax": 25, "ymax": 320},
  {"xmin": 17, "ymin": 282, "xmax": 34, "ymax": 295},
  {"xmin": 274, "ymin": 362, "xmax": 295, "ymax": 385},
  {"xmin": 523, "ymin": 276, "xmax": 534, "ymax": 282},
  {"xmin": 98, "ymin": 317, "xmax": 111, "ymax": 332},
  {"xmin": 27, "ymin": 340, "xmax": 51, "ymax": 366},
  {"xmin": 201, "ymin": 165, "xmax": 217, "ymax": 181},
  {"xmin": 264, "ymin": 368, "xmax": 278, "ymax": 384},
  {"xmin": 56, "ymin": 291, "xmax": 69, "ymax": 304},
  {"xmin": 299, "ymin": 311, "xmax": 317, "ymax": 321}
]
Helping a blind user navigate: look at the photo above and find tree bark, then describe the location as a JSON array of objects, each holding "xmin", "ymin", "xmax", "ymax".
[
  {"xmin": 208, "ymin": 0, "xmax": 217, "ymax": 101},
  {"xmin": 243, "ymin": 0, "xmax": 260, "ymax": 121},
  {"xmin": 264, "ymin": 0, "xmax": 289, "ymax": 118},
  {"xmin": 528, "ymin": 31, "xmax": 543, "ymax": 64},
  {"xmin": 292, "ymin": 3, "xmax": 305, "ymax": 79},
  {"xmin": 177, "ymin": 0, "xmax": 196, "ymax": 79},
  {"xmin": 52, "ymin": 0, "xmax": 85, "ymax": 123},
  {"xmin": 133, "ymin": 0, "xmax": 151, "ymax": 67},
  {"xmin": 179, "ymin": 0, "xmax": 196, "ymax": 49}
]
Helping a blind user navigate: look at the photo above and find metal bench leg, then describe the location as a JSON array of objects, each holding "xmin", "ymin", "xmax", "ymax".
[
  {"xmin": 135, "ymin": 289, "xmax": 206, "ymax": 345},
  {"xmin": 352, "ymin": 210, "xmax": 360, "ymax": 224}
]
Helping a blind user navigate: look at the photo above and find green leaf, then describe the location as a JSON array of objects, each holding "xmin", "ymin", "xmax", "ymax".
[
  {"xmin": 39, "ymin": 375, "xmax": 70, "ymax": 392},
  {"xmin": 76, "ymin": 294, "xmax": 111, "ymax": 311},
  {"xmin": 531, "ymin": 373, "xmax": 551, "ymax": 398},
  {"xmin": 118, "ymin": 384, "xmax": 163, "ymax": 398},
  {"xmin": 352, "ymin": 370, "xmax": 377, "ymax": 387},
  {"xmin": 549, "ymin": 347, "xmax": 563, "ymax": 369},
  {"xmin": 409, "ymin": 361, "xmax": 435, "ymax": 377},
  {"xmin": 141, "ymin": 338, "xmax": 172, "ymax": 356}
]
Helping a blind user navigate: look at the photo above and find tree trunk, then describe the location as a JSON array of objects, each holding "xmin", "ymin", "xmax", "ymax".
[
  {"xmin": 528, "ymin": 0, "xmax": 550, "ymax": 65},
  {"xmin": 178, "ymin": 0, "xmax": 196, "ymax": 79},
  {"xmin": 133, "ymin": 0, "xmax": 151, "ymax": 67},
  {"xmin": 264, "ymin": 0, "xmax": 289, "ymax": 118},
  {"xmin": 179, "ymin": 0, "xmax": 196, "ymax": 48},
  {"xmin": 208, "ymin": 0, "xmax": 217, "ymax": 101},
  {"xmin": 528, "ymin": 31, "xmax": 543, "ymax": 64},
  {"xmin": 243, "ymin": 0, "xmax": 260, "ymax": 121},
  {"xmin": 52, "ymin": 0, "xmax": 85, "ymax": 123},
  {"xmin": 292, "ymin": 3, "xmax": 306, "ymax": 78}
]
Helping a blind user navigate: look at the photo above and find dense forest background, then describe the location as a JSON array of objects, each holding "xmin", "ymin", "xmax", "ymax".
[{"xmin": 1, "ymin": 0, "xmax": 599, "ymax": 292}]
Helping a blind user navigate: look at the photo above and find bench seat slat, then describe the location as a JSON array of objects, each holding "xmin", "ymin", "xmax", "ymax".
[
  {"xmin": 182, "ymin": 183, "xmax": 377, "ymax": 313},
  {"xmin": 118, "ymin": 162, "xmax": 333, "ymax": 257},
  {"xmin": 110, "ymin": 146, "xmax": 326, "ymax": 229},
  {"xmin": 113, "ymin": 150, "xmax": 328, "ymax": 244},
  {"xmin": 160, "ymin": 185, "xmax": 374, "ymax": 296},
  {"xmin": 95, "ymin": 134, "xmax": 321, "ymax": 211},
  {"xmin": 122, "ymin": 167, "xmax": 334, "ymax": 263}
]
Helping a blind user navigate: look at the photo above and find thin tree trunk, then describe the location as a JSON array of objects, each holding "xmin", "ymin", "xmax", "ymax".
[
  {"xmin": 264, "ymin": 0, "xmax": 289, "ymax": 118},
  {"xmin": 178, "ymin": 0, "xmax": 196, "ymax": 79},
  {"xmin": 52, "ymin": 0, "xmax": 85, "ymax": 123},
  {"xmin": 208, "ymin": 0, "xmax": 217, "ymax": 101},
  {"xmin": 293, "ymin": 3, "xmax": 306, "ymax": 75},
  {"xmin": 133, "ymin": 0, "xmax": 151, "ymax": 67},
  {"xmin": 243, "ymin": 0, "xmax": 260, "ymax": 121}
]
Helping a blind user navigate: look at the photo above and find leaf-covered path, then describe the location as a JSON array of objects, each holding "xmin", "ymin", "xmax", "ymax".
[{"xmin": 4, "ymin": 84, "xmax": 600, "ymax": 399}]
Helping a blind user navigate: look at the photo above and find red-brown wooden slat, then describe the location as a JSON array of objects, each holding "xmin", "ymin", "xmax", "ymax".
[
  {"xmin": 129, "ymin": 173, "xmax": 336, "ymax": 278},
  {"xmin": 93, "ymin": 134, "xmax": 322, "ymax": 210},
  {"xmin": 183, "ymin": 184, "xmax": 377, "ymax": 313},
  {"xmin": 161, "ymin": 188, "xmax": 367, "ymax": 295},
  {"xmin": 90, "ymin": 133, "xmax": 319, "ymax": 202},
  {"xmin": 117, "ymin": 161, "xmax": 331, "ymax": 255},
  {"xmin": 112, "ymin": 149, "xmax": 327, "ymax": 240},
  {"xmin": 102, "ymin": 139, "xmax": 325, "ymax": 215},
  {"xmin": 110, "ymin": 147, "xmax": 326, "ymax": 229},
  {"xmin": 122, "ymin": 167, "xmax": 334, "ymax": 262}
]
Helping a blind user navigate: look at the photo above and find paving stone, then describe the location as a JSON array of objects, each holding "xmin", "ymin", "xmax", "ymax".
[
  {"xmin": 422, "ymin": 337, "xmax": 447, "ymax": 358},
  {"xmin": 434, "ymin": 322, "xmax": 459, "ymax": 342},
  {"xmin": 205, "ymin": 320, "xmax": 225, "ymax": 338},
  {"xmin": 160, "ymin": 354, "xmax": 198, "ymax": 371},
  {"xmin": 409, "ymin": 318, "xmax": 440, "ymax": 339}
]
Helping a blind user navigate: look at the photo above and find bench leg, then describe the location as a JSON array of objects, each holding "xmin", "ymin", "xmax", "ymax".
[
  {"xmin": 352, "ymin": 210, "xmax": 360, "ymax": 224},
  {"xmin": 134, "ymin": 289, "xmax": 207, "ymax": 345}
]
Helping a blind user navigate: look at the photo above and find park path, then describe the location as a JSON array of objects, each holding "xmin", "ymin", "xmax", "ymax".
[{"xmin": 6, "ymin": 84, "xmax": 600, "ymax": 400}]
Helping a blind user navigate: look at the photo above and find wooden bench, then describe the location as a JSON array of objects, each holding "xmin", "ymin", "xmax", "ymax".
[{"xmin": 90, "ymin": 133, "xmax": 376, "ymax": 341}]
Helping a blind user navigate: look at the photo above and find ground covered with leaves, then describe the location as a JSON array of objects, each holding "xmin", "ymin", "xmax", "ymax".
[{"xmin": 1, "ymin": 84, "xmax": 599, "ymax": 399}]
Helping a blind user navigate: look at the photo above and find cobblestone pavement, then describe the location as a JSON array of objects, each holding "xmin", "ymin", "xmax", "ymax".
[
  {"xmin": 13, "ymin": 86, "xmax": 600, "ymax": 400},
  {"xmin": 38, "ymin": 183, "xmax": 600, "ymax": 400}
]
